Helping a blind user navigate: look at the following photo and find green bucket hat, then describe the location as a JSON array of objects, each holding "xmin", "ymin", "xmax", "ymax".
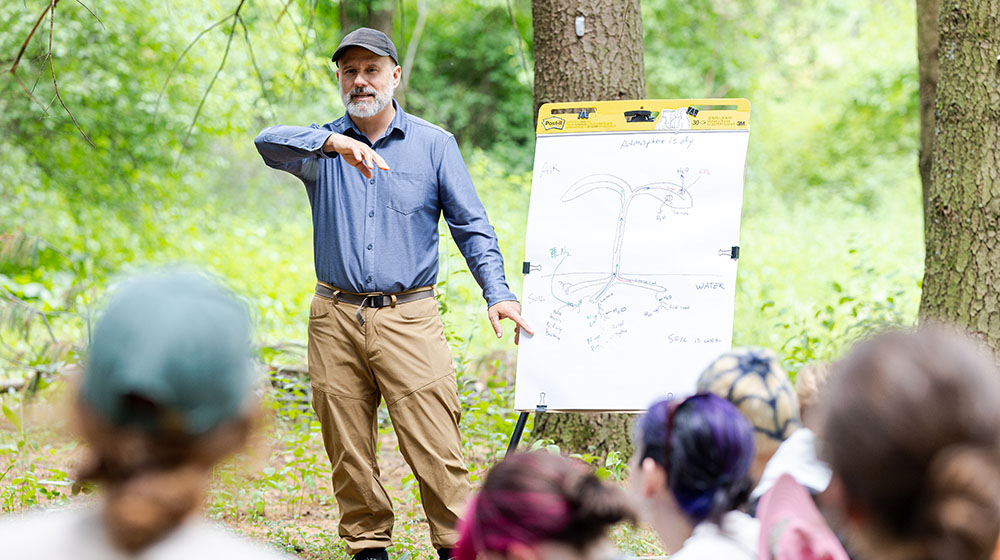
[{"xmin": 82, "ymin": 269, "xmax": 253, "ymax": 435}]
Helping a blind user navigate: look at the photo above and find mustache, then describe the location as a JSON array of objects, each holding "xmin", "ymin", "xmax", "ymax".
[{"xmin": 349, "ymin": 87, "xmax": 378, "ymax": 98}]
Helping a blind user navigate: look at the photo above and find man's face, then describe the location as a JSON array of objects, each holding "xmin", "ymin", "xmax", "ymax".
[{"xmin": 336, "ymin": 47, "xmax": 400, "ymax": 119}]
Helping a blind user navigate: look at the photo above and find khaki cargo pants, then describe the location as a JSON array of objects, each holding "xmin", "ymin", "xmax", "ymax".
[{"xmin": 307, "ymin": 291, "xmax": 471, "ymax": 554}]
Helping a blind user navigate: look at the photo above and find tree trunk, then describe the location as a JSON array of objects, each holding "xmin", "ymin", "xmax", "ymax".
[
  {"xmin": 916, "ymin": 0, "xmax": 939, "ymax": 219},
  {"xmin": 528, "ymin": 0, "xmax": 645, "ymax": 457},
  {"xmin": 339, "ymin": 0, "xmax": 394, "ymax": 36},
  {"xmin": 919, "ymin": 1, "xmax": 1000, "ymax": 354},
  {"xmin": 532, "ymin": 0, "xmax": 645, "ymax": 121}
]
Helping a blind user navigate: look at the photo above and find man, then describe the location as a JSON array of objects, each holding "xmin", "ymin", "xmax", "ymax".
[{"xmin": 253, "ymin": 28, "xmax": 531, "ymax": 560}]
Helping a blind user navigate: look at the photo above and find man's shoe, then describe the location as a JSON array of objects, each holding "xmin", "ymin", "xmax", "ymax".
[
  {"xmin": 437, "ymin": 548, "xmax": 454, "ymax": 560},
  {"xmin": 352, "ymin": 549, "xmax": 388, "ymax": 560}
]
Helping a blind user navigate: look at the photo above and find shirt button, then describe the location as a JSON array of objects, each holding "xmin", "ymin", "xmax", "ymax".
[
  {"xmin": 366, "ymin": 275, "xmax": 373, "ymax": 283},
  {"xmin": 367, "ymin": 244, "xmax": 373, "ymax": 250},
  {"xmin": 369, "ymin": 178, "xmax": 375, "ymax": 185},
  {"xmin": 368, "ymin": 210, "xmax": 374, "ymax": 218}
]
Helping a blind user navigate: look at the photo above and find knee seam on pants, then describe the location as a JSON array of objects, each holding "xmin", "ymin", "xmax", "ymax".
[
  {"xmin": 385, "ymin": 371, "xmax": 455, "ymax": 407},
  {"xmin": 311, "ymin": 384, "xmax": 376, "ymax": 402}
]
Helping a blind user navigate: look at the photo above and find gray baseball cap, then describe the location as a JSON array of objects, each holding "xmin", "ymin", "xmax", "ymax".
[
  {"xmin": 331, "ymin": 27, "xmax": 399, "ymax": 65},
  {"xmin": 82, "ymin": 269, "xmax": 254, "ymax": 435}
]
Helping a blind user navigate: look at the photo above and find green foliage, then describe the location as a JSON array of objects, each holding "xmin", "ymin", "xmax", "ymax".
[
  {"xmin": 0, "ymin": 0, "xmax": 925, "ymax": 555},
  {"xmin": 405, "ymin": 0, "xmax": 534, "ymax": 169}
]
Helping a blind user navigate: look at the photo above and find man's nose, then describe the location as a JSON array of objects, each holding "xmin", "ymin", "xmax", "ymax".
[{"xmin": 352, "ymin": 74, "xmax": 369, "ymax": 89}]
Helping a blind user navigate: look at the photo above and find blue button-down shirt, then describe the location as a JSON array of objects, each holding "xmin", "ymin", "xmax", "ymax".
[{"xmin": 254, "ymin": 102, "xmax": 516, "ymax": 307}]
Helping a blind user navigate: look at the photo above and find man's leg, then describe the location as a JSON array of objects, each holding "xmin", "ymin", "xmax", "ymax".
[
  {"xmin": 366, "ymin": 297, "xmax": 472, "ymax": 551},
  {"xmin": 308, "ymin": 294, "xmax": 394, "ymax": 554}
]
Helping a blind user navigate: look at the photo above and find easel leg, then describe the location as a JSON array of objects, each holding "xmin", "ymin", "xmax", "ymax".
[{"xmin": 505, "ymin": 412, "xmax": 530, "ymax": 457}]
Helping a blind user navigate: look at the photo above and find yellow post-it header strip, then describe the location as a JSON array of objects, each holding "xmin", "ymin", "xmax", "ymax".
[{"xmin": 536, "ymin": 98, "xmax": 750, "ymax": 134}]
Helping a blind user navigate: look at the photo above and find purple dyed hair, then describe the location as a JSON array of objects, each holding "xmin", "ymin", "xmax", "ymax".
[
  {"xmin": 636, "ymin": 393, "xmax": 755, "ymax": 522},
  {"xmin": 456, "ymin": 451, "xmax": 633, "ymax": 560}
]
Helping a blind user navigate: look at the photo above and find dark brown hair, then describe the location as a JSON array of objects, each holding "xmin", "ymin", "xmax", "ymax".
[
  {"xmin": 75, "ymin": 399, "xmax": 253, "ymax": 553},
  {"xmin": 820, "ymin": 327, "xmax": 1000, "ymax": 560}
]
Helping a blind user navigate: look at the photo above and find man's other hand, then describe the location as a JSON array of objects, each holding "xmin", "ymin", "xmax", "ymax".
[
  {"xmin": 323, "ymin": 133, "xmax": 390, "ymax": 178},
  {"xmin": 488, "ymin": 300, "xmax": 534, "ymax": 345}
]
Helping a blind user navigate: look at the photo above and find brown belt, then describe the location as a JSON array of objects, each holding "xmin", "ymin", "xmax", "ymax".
[{"xmin": 314, "ymin": 283, "xmax": 434, "ymax": 326}]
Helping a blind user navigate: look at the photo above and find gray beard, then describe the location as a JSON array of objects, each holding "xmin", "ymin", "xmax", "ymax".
[{"xmin": 343, "ymin": 85, "xmax": 394, "ymax": 119}]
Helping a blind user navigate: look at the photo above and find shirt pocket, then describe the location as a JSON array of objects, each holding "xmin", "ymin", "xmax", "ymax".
[{"xmin": 385, "ymin": 171, "xmax": 431, "ymax": 215}]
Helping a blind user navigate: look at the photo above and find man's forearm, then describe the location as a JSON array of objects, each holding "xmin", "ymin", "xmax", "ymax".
[{"xmin": 254, "ymin": 125, "xmax": 334, "ymax": 165}]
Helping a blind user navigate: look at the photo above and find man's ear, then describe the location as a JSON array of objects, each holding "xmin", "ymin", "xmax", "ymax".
[
  {"xmin": 640, "ymin": 457, "xmax": 668, "ymax": 498},
  {"xmin": 506, "ymin": 542, "xmax": 539, "ymax": 560},
  {"xmin": 392, "ymin": 65, "xmax": 402, "ymax": 88}
]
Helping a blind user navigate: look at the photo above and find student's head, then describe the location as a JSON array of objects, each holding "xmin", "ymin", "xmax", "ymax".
[
  {"xmin": 696, "ymin": 347, "xmax": 800, "ymax": 481},
  {"xmin": 77, "ymin": 269, "xmax": 256, "ymax": 553},
  {"xmin": 819, "ymin": 327, "xmax": 1000, "ymax": 560},
  {"xmin": 456, "ymin": 451, "xmax": 634, "ymax": 560},
  {"xmin": 630, "ymin": 393, "xmax": 755, "ymax": 527},
  {"xmin": 331, "ymin": 28, "xmax": 401, "ymax": 119}
]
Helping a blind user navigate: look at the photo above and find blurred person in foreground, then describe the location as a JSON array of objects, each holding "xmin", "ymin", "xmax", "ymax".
[
  {"xmin": 819, "ymin": 327, "xmax": 1000, "ymax": 560},
  {"xmin": 455, "ymin": 451, "xmax": 634, "ymax": 560},
  {"xmin": 0, "ymin": 270, "xmax": 291, "ymax": 560},
  {"xmin": 698, "ymin": 348, "xmax": 831, "ymax": 504},
  {"xmin": 629, "ymin": 393, "xmax": 759, "ymax": 559}
]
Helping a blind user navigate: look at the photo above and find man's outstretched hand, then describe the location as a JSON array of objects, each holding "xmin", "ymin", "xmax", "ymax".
[
  {"xmin": 323, "ymin": 133, "xmax": 389, "ymax": 178},
  {"xmin": 488, "ymin": 300, "xmax": 534, "ymax": 345}
]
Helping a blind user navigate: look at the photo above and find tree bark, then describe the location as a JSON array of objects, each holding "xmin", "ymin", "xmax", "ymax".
[
  {"xmin": 532, "ymin": 0, "xmax": 645, "ymax": 123},
  {"xmin": 916, "ymin": 0, "xmax": 939, "ymax": 219},
  {"xmin": 339, "ymin": 0, "xmax": 394, "ymax": 36},
  {"xmin": 528, "ymin": 0, "xmax": 645, "ymax": 457},
  {"xmin": 919, "ymin": 0, "xmax": 1000, "ymax": 354}
]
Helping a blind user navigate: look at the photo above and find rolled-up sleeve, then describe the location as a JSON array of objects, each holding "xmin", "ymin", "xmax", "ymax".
[
  {"xmin": 437, "ymin": 136, "xmax": 517, "ymax": 307},
  {"xmin": 254, "ymin": 124, "xmax": 335, "ymax": 182}
]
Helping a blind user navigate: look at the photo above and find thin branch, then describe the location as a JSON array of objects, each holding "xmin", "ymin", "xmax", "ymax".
[
  {"xmin": 152, "ymin": 13, "xmax": 232, "ymax": 130},
  {"xmin": 73, "ymin": 0, "xmax": 105, "ymax": 30},
  {"xmin": 48, "ymin": 1, "xmax": 94, "ymax": 146},
  {"xmin": 278, "ymin": 1, "xmax": 316, "ymax": 87},
  {"xmin": 304, "ymin": 0, "xmax": 318, "ymax": 51},
  {"xmin": 9, "ymin": 0, "xmax": 56, "ymax": 75},
  {"xmin": 274, "ymin": 0, "xmax": 295, "ymax": 23},
  {"xmin": 175, "ymin": 0, "xmax": 246, "ymax": 165},
  {"xmin": 506, "ymin": 0, "xmax": 532, "ymax": 89},
  {"xmin": 0, "ymin": 287, "xmax": 57, "ymax": 345},
  {"xmin": 401, "ymin": 0, "xmax": 427, "ymax": 92},
  {"xmin": 238, "ymin": 14, "xmax": 274, "ymax": 120}
]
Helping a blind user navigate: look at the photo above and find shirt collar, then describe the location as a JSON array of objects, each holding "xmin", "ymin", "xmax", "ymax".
[{"xmin": 333, "ymin": 98, "xmax": 408, "ymax": 142}]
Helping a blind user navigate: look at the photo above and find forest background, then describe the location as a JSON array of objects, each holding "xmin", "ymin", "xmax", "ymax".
[{"xmin": 1, "ymin": 0, "xmax": 921, "ymax": 558}]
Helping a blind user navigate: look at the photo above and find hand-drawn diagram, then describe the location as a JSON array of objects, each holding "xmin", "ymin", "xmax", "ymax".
[
  {"xmin": 556, "ymin": 173, "xmax": 696, "ymax": 302},
  {"xmin": 538, "ymin": 168, "xmax": 714, "ymax": 352},
  {"xmin": 515, "ymin": 122, "xmax": 750, "ymax": 412}
]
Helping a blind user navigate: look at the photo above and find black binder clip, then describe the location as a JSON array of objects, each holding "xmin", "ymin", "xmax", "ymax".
[
  {"xmin": 718, "ymin": 246, "xmax": 740, "ymax": 260},
  {"xmin": 686, "ymin": 106, "xmax": 699, "ymax": 117}
]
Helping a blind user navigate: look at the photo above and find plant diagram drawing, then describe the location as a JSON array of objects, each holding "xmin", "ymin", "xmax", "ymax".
[
  {"xmin": 540, "ymin": 171, "xmax": 706, "ymax": 350},
  {"xmin": 554, "ymin": 172, "xmax": 698, "ymax": 301}
]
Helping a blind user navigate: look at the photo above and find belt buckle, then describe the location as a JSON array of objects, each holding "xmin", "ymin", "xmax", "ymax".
[{"xmin": 367, "ymin": 294, "xmax": 386, "ymax": 309}]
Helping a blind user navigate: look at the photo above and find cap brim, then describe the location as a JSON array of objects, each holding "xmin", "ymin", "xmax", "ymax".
[{"xmin": 331, "ymin": 43, "xmax": 394, "ymax": 63}]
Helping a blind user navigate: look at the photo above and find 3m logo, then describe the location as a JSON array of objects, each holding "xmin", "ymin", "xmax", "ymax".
[{"xmin": 542, "ymin": 116, "xmax": 566, "ymax": 131}]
